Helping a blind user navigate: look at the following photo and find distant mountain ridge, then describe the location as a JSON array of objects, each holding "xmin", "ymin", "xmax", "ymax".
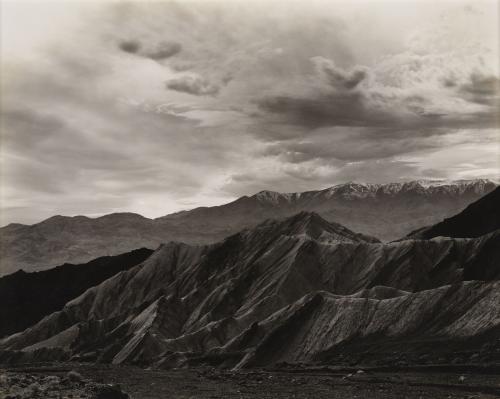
[
  {"xmin": 0, "ymin": 179, "xmax": 496, "ymax": 275},
  {"xmin": 249, "ymin": 179, "xmax": 496, "ymax": 203}
]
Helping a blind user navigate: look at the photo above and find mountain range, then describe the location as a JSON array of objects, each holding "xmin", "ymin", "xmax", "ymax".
[
  {"xmin": 1, "ymin": 188, "xmax": 498, "ymax": 369},
  {"xmin": 0, "ymin": 179, "xmax": 496, "ymax": 276}
]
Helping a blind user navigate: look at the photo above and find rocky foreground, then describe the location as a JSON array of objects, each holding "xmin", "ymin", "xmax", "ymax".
[
  {"xmin": 1, "ymin": 363, "xmax": 500, "ymax": 399},
  {"xmin": 0, "ymin": 367, "xmax": 130, "ymax": 398}
]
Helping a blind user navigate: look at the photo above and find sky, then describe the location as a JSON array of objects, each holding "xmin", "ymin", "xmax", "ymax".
[{"xmin": 1, "ymin": 0, "xmax": 499, "ymax": 225}]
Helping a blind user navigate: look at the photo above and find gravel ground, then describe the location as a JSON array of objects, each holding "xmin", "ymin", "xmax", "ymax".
[
  {"xmin": 1, "ymin": 363, "xmax": 500, "ymax": 399},
  {"xmin": 0, "ymin": 367, "xmax": 128, "ymax": 399}
]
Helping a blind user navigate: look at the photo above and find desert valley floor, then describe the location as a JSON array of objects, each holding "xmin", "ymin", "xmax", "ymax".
[{"xmin": 2, "ymin": 362, "xmax": 500, "ymax": 399}]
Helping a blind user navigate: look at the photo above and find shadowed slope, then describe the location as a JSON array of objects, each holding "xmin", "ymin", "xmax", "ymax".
[
  {"xmin": 0, "ymin": 248, "xmax": 153, "ymax": 338},
  {"xmin": 406, "ymin": 187, "xmax": 500, "ymax": 239}
]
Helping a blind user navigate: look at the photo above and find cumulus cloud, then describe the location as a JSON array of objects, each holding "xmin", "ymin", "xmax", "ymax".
[{"xmin": 166, "ymin": 74, "xmax": 220, "ymax": 96}]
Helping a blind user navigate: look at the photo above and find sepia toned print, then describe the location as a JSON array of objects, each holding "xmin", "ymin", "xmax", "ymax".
[{"xmin": 0, "ymin": 1, "xmax": 499, "ymax": 398}]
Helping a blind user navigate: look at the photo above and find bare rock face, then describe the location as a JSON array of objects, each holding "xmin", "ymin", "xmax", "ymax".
[
  {"xmin": 0, "ymin": 179, "xmax": 495, "ymax": 275},
  {"xmin": 1, "ymin": 210, "xmax": 498, "ymax": 368},
  {"xmin": 231, "ymin": 281, "xmax": 500, "ymax": 368}
]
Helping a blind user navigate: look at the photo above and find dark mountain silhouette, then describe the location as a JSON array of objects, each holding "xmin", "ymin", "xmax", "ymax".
[
  {"xmin": 0, "ymin": 248, "xmax": 153, "ymax": 338},
  {"xmin": 0, "ymin": 179, "xmax": 495, "ymax": 275},
  {"xmin": 1, "ymin": 211, "xmax": 498, "ymax": 368},
  {"xmin": 406, "ymin": 186, "xmax": 500, "ymax": 239}
]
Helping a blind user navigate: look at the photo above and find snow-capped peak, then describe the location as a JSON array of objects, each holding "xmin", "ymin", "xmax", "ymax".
[{"xmin": 250, "ymin": 179, "xmax": 497, "ymax": 204}]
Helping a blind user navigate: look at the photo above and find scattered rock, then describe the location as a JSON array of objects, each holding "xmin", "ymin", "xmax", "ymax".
[
  {"xmin": 45, "ymin": 375, "xmax": 61, "ymax": 385},
  {"xmin": 28, "ymin": 381, "xmax": 42, "ymax": 393},
  {"xmin": 67, "ymin": 370, "xmax": 84, "ymax": 383}
]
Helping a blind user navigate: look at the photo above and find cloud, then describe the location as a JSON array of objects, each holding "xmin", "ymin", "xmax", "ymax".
[
  {"xmin": 462, "ymin": 74, "xmax": 500, "ymax": 96},
  {"xmin": 222, "ymin": 162, "xmax": 341, "ymax": 196},
  {"xmin": 261, "ymin": 127, "xmax": 445, "ymax": 163},
  {"xmin": 256, "ymin": 92, "xmax": 380, "ymax": 129},
  {"xmin": 119, "ymin": 40, "xmax": 141, "ymax": 54},
  {"xmin": 145, "ymin": 41, "xmax": 182, "ymax": 60},
  {"xmin": 256, "ymin": 53, "xmax": 500, "ymax": 131},
  {"xmin": 166, "ymin": 74, "xmax": 220, "ymax": 96},
  {"xmin": 1, "ymin": 0, "xmax": 499, "ymax": 225},
  {"xmin": 119, "ymin": 39, "xmax": 182, "ymax": 60},
  {"xmin": 254, "ymin": 57, "xmax": 409, "ymax": 129},
  {"xmin": 312, "ymin": 56, "xmax": 369, "ymax": 90},
  {"xmin": 459, "ymin": 73, "xmax": 500, "ymax": 107},
  {"xmin": 221, "ymin": 130, "xmax": 499, "ymax": 198},
  {"xmin": 0, "ymin": 62, "xmax": 254, "ymax": 225}
]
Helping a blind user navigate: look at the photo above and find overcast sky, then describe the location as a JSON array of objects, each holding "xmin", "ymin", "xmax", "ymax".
[{"xmin": 1, "ymin": 0, "xmax": 499, "ymax": 225}]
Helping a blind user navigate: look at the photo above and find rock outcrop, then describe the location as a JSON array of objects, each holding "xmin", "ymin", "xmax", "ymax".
[{"xmin": 230, "ymin": 281, "xmax": 500, "ymax": 368}]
